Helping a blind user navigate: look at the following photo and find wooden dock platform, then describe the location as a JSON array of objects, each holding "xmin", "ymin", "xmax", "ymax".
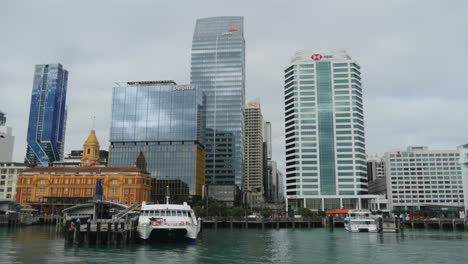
[{"xmin": 201, "ymin": 217, "xmax": 323, "ymax": 229}]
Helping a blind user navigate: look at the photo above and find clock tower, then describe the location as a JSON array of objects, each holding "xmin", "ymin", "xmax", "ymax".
[{"xmin": 81, "ymin": 130, "xmax": 101, "ymax": 166}]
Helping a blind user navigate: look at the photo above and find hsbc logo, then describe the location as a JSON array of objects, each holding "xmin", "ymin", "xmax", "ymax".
[
  {"xmin": 311, "ymin": 54, "xmax": 333, "ymax": 61},
  {"xmin": 311, "ymin": 54, "xmax": 323, "ymax": 61}
]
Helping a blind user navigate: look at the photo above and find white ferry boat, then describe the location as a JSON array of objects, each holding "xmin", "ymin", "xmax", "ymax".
[
  {"xmin": 344, "ymin": 209, "xmax": 379, "ymax": 233},
  {"xmin": 137, "ymin": 200, "xmax": 200, "ymax": 241}
]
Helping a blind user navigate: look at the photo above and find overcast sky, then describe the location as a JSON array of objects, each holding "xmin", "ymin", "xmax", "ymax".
[{"xmin": 1, "ymin": 0, "xmax": 467, "ymax": 173}]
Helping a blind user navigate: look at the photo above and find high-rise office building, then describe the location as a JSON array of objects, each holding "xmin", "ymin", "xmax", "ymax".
[
  {"xmin": 25, "ymin": 63, "xmax": 68, "ymax": 167},
  {"xmin": 191, "ymin": 16, "xmax": 245, "ymax": 190},
  {"xmin": 367, "ymin": 155, "xmax": 387, "ymax": 196},
  {"xmin": 458, "ymin": 144, "xmax": 468, "ymax": 214},
  {"xmin": 284, "ymin": 49, "xmax": 369, "ymax": 210},
  {"xmin": 244, "ymin": 99, "xmax": 264, "ymax": 204},
  {"xmin": 0, "ymin": 110, "xmax": 14, "ymax": 162},
  {"xmin": 108, "ymin": 81, "xmax": 205, "ymax": 198},
  {"xmin": 385, "ymin": 146, "xmax": 463, "ymax": 211}
]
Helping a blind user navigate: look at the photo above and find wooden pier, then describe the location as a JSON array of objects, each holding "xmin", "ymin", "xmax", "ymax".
[
  {"xmin": 201, "ymin": 217, "xmax": 323, "ymax": 229},
  {"xmin": 63, "ymin": 219, "xmax": 138, "ymax": 245},
  {"xmin": 402, "ymin": 219, "xmax": 468, "ymax": 231}
]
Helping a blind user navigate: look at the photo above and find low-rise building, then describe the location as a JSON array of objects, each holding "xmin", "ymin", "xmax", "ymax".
[
  {"xmin": 15, "ymin": 130, "xmax": 151, "ymax": 213},
  {"xmin": 0, "ymin": 162, "xmax": 27, "ymax": 200},
  {"xmin": 385, "ymin": 146, "xmax": 464, "ymax": 211},
  {"xmin": 15, "ymin": 166, "xmax": 151, "ymax": 213}
]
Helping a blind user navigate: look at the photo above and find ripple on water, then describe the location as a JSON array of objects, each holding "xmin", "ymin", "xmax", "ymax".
[{"xmin": 0, "ymin": 226, "xmax": 467, "ymax": 264}]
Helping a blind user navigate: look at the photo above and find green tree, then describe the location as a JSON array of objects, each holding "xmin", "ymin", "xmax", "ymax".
[
  {"xmin": 231, "ymin": 207, "xmax": 247, "ymax": 217},
  {"xmin": 261, "ymin": 208, "xmax": 272, "ymax": 218},
  {"xmin": 297, "ymin": 207, "xmax": 314, "ymax": 217}
]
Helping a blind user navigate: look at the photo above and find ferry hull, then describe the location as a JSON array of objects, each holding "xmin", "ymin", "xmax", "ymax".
[{"xmin": 137, "ymin": 224, "xmax": 200, "ymax": 241}]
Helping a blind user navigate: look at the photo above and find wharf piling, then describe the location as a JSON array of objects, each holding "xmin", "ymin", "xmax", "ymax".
[
  {"xmin": 202, "ymin": 217, "xmax": 323, "ymax": 229},
  {"xmin": 63, "ymin": 219, "xmax": 138, "ymax": 245},
  {"xmin": 402, "ymin": 219, "xmax": 467, "ymax": 231}
]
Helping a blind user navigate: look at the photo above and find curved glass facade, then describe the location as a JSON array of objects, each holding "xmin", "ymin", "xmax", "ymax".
[
  {"xmin": 191, "ymin": 16, "xmax": 245, "ymax": 188},
  {"xmin": 25, "ymin": 64, "xmax": 68, "ymax": 167}
]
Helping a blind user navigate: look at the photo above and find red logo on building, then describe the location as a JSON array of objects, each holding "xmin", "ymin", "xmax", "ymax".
[{"xmin": 311, "ymin": 54, "xmax": 323, "ymax": 61}]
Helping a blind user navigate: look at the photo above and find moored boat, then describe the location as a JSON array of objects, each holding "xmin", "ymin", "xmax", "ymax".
[
  {"xmin": 344, "ymin": 209, "xmax": 379, "ymax": 233},
  {"xmin": 137, "ymin": 201, "xmax": 200, "ymax": 241}
]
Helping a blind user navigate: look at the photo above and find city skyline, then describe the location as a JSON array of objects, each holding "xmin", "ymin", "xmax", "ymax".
[{"xmin": 1, "ymin": 1, "xmax": 468, "ymax": 174}]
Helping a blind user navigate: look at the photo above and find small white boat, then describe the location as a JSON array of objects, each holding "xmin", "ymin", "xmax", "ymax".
[
  {"xmin": 344, "ymin": 209, "xmax": 379, "ymax": 233},
  {"xmin": 137, "ymin": 200, "xmax": 200, "ymax": 241}
]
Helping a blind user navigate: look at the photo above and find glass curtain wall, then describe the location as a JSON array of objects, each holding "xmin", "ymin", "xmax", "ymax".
[
  {"xmin": 25, "ymin": 64, "xmax": 68, "ymax": 167},
  {"xmin": 191, "ymin": 16, "xmax": 245, "ymax": 188}
]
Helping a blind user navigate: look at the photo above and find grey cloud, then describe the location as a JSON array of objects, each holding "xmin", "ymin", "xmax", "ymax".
[{"xmin": 1, "ymin": 0, "xmax": 467, "ymax": 175}]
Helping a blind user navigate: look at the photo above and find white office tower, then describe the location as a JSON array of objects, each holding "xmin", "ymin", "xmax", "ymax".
[
  {"xmin": 284, "ymin": 49, "xmax": 378, "ymax": 211},
  {"xmin": 385, "ymin": 146, "xmax": 463, "ymax": 211},
  {"xmin": 458, "ymin": 144, "xmax": 468, "ymax": 215},
  {"xmin": 0, "ymin": 110, "xmax": 14, "ymax": 162}
]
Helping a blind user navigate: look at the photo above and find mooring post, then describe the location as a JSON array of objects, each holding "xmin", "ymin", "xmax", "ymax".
[
  {"xmin": 261, "ymin": 218, "xmax": 265, "ymax": 230},
  {"xmin": 129, "ymin": 220, "xmax": 133, "ymax": 243},
  {"xmin": 276, "ymin": 217, "xmax": 279, "ymax": 229},
  {"xmin": 86, "ymin": 221, "xmax": 91, "ymax": 245},
  {"xmin": 74, "ymin": 221, "xmax": 81, "ymax": 244},
  {"xmin": 96, "ymin": 222, "xmax": 101, "ymax": 245},
  {"xmin": 245, "ymin": 217, "xmax": 248, "ymax": 229},
  {"xmin": 378, "ymin": 217, "xmax": 383, "ymax": 233},
  {"xmin": 329, "ymin": 217, "xmax": 334, "ymax": 231},
  {"xmin": 64, "ymin": 220, "xmax": 70, "ymax": 242},
  {"xmin": 292, "ymin": 217, "xmax": 296, "ymax": 229},
  {"xmin": 439, "ymin": 220, "xmax": 443, "ymax": 230},
  {"xmin": 107, "ymin": 222, "xmax": 112, "ymax": 245}
]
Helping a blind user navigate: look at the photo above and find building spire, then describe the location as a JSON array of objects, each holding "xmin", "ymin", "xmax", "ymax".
[{"xmin": 81, "ymin": 130, "xmax": 101, "ymax": 166}]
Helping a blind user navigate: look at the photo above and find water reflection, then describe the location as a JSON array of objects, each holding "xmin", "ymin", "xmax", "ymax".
[{"xmin": 0, "ymin": 226, "xmax": 467, "ymax": 264}]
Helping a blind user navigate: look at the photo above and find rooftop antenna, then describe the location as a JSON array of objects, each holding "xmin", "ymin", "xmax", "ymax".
[{"xmin": 91, "ymin": 116, "xmax": 96, "ymax": 130}]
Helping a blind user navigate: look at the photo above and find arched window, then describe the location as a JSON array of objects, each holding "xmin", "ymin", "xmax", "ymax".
[{"xmin": 87, "ymin": 149, "xmax": 90, "ymax": 154}]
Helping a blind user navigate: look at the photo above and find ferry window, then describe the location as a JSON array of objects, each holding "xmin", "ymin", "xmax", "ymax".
[
  {"xmin": 172, "ymin": 211, "xmax": 177, "ymax": 216},
  {"xmin": 177, "ymin": 211, "xmax": 182, "ymax": 216},
  {"xmin": 188, "ymin": 211, "xmax": 191, "ymax": 217},
  {"xmin": 155, "ymin": 211, "xmax": 160, "ymax": 216}
]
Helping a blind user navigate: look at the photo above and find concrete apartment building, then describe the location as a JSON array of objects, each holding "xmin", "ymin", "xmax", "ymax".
[
  {"xmin": 244, "ymin": 99, "xmax": 264, "ymax": 205},
  {"xmin": 385, "ymin": 146, "xmax": 464, "ymax": 211}
]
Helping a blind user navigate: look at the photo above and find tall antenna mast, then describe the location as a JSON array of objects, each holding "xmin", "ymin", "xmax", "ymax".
[{"xmin": 92, "ymin": 116, "xmax": 96, "ymax": 130}]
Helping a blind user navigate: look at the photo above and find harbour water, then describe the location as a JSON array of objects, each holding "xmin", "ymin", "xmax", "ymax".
[{"xmin": 1, "ymin": 226, "xmax": 467, "ymax": 264}]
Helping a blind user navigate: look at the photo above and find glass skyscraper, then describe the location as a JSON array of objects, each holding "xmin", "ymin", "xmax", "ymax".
[
  {"xmin": 25, "ymin": 64, "xmax": 68, "ymax": 167},
  {"xmin": 284, "ymin": 50, "xmax": 369, "ymax": 210},
  {"xmin": 191, "ymin": 16, "xmax": 245, "ymax": 189},
  {"xmin": 108, "ymin": 81, "xmax": 206, "ymax": 197}
]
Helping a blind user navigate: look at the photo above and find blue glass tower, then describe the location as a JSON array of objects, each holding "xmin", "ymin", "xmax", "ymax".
[
  {"xmin": 25, "ymin": 64, "xmax": 68, "ymax": 167},
  {"xmin": 191, "ymin": 16, "xmax": 245, "ymax": 189}
]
